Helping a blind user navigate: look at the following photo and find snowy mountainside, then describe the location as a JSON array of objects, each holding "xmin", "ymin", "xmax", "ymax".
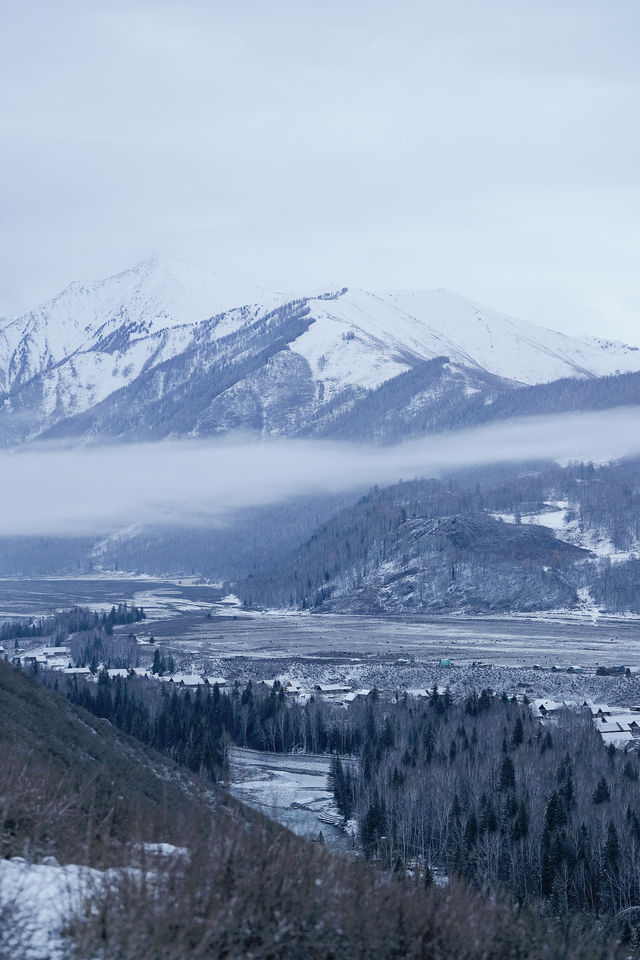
[
  {"xmin": 289, "ymin": 287, "xmax": 640, "ymax": 395},
  {"xmin": 0, "ymin": 258, "xmax": 279, "ymax": 391},
  {"xmin": 1, "ymin": 260, "xmax": 639, "ymax": 445}
]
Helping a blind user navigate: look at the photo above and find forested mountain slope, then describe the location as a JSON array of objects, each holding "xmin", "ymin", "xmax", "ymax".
[
  {"xmin": 313, "ymin": 361, "xmax": 640, "ymax": 443},
  {"xmin": 239, "ymin": 458, "xmax": 640, "ymax": 615}
]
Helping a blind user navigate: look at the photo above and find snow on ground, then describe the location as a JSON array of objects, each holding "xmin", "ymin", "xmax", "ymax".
[
  {"xmin": 130, "ymin": 587, "xmax": 220, "ymax": 621},
  {"xmin": 0, "ymin": 858, "xmax": 103, "ymax": 960},
  {"xmin": 1, "ymin": 257, "xmax": 287, "ymax": 423},
  {"xmin": 229, "ymin": 748, "xmax": 334, "ymax": 811},
  {"xmin": 228, "ymin": 748, "xmax": 347, "ymax": 849},
  {"xmin": 0, "ymin": 847, "xmax": 188, "ymax": 960},
  {"xmin": 290, "ymin": 288, "xmax": 640, "ymax": 396},
  {"xmin": 492, "ymin": 500, "xmax": 640, "ymax": 566}
]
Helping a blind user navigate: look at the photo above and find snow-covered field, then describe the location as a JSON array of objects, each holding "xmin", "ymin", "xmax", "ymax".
[{"xmin": 5, "ymin": 577, "xmax": 640, "ymax": 714}]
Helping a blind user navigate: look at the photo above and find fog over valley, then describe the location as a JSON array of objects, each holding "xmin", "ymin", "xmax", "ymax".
[{"xmin": 0, "ymin": 406, "xmax": 638, "ymax": 535}]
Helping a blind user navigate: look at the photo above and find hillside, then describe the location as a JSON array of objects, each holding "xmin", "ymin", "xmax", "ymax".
[
  {"xmin": 1, "ymin": 659, "xmax": 620, "ymax": 959},
  {"xmin": 0, "ymin": 657, "xmax": 212, "ymax": 865},
  {"xmin": 238, "ymin": 458, "xmax": 640, "ymax": 615},
  {"xmin": 311, "ymin": 361, "xmax": 640, "ymax": 443}
]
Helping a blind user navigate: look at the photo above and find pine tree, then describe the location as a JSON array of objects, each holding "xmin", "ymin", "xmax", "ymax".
[
  {"xmin": 152, "ymin": 649, "xmax": 161, "ymax": 675},
  {"xmin": 604, "ymin": 820, "xmax": 620, "ymax": 871},
  {"xmin": 511, "ymin": 716, "xmax": 524, "ymax": 748},
  {"xmin": 592, "ymin": 776, "xmax": 611, "ymax": 805},
  {"xmin": 499, "ymin": 755, "xmax": 516, "ymax": 791}
]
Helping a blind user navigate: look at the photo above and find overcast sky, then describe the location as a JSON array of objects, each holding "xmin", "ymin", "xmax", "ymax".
[{"xmin": 2, "ymin": 0, "xmax": 639, "ymax": 344}]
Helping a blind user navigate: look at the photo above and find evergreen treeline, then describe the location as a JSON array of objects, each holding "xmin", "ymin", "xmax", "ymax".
[
  {"xmin": 58, "ymin": 676, "xmax": 356, "ymax": 778},
  {"xmin": 335, "ymin": 688, "xmax": 640, "ymax": 919},
  {"xmin": 1, "ymin": 603, "xmax": 144, "ymax": 647},
  {"xmin": 239, "ymin": 457, "xmax": 640, "ymax": 613}
]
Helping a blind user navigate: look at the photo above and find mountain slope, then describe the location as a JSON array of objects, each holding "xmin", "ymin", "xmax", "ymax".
[
  {"xmin": 239, "ymin": 494, "xmax": 588, "ymax": 614},
  {"xmin": 312, "ymin": 363, "xmax": 640, "ymax": 443},
  {"xmin": 238, "ymin": 459, "xmax": 640, "ymax": 615},
  {"xmin": 1, "ymin": 260, "xmax": 639, "ymax": 446},
  {"xmin": 288, "ymin": 287, "xmax": 640, "ymax": 393},
  {"xmin": 0, "ymin": 657, "xmax": 213, "ymax": 864}
]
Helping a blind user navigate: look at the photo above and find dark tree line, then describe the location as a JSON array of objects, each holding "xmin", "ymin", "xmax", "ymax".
[
  {"xmin": 57, "ymin": 675, "xmax": 356, "ymax": 779},
  {"xmin": 2, "ymin": 604, "xmax": 144, "ymax": 647},
  {"xmin": 336, "ymin": 688, "xmax": 640, "ymax": 919}
]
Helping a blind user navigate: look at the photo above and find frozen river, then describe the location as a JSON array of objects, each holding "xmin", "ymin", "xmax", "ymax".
[{"xmin": 227, "ymin": 747, "xmax": 349, "ymax": 852}]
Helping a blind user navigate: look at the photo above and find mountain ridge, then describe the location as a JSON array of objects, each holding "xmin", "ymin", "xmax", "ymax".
[{"xmin": 1, "ymin": 258, "xmax": 639, "ymax": 447}]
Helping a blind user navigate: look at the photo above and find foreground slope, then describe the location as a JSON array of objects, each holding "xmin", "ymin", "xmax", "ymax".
[
  {"xmin": 0, "ymin": 657, "xmax": 211, "ymax": 864},
  {"xmin": 1, "ymin": 660, "xmax": 621, "ymax": 959}
]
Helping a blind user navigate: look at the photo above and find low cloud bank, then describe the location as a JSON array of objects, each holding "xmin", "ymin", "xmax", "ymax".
[{"xmin": 1, "ymin": 407, "xmax": 639, "ymax": 536}]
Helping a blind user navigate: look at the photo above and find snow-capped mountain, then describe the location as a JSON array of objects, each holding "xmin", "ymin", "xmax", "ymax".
[
  {"xmin": 0, "ymin": 257, "xmax": 280, "ymax": 392},
  {"xmin": 287, "ymin": 287, "xmax": 640, "ymax": 395},
  {"xmin": 1, "ymin": 258, "xmax": 639, "ymax": 446}
]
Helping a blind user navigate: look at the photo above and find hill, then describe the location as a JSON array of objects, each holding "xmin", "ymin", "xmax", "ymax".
[
  {"xmin": 0, "ymin": 656, "xmax": 211, "ymax": 865},
  {"xmin": 0, "ymin": 659, "xmax": 623, "ymax": 959},
  {"xmin": 238, "ymin": 458, "xmax": 640, "ymax": 615}
]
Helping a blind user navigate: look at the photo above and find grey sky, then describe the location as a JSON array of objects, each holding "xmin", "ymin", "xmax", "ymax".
[{"xmin": 2, "ymin": 0, "xmax": 639, "ymax": 344}]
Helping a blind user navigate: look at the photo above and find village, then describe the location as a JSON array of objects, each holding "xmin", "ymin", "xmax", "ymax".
[{"xmin": 10, "ymin": 638, "xmax": 640, "ymax": 754}]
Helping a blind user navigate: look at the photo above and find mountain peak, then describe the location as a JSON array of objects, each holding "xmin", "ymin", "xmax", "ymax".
[{"xmin": 2, "ymin": 260, "xmax": 640, "ymax": 446}]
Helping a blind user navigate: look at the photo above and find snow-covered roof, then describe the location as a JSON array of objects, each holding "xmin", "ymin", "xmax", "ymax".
[
  {"xmin": 583, "ymin": 701, "xmax": 613, "ymax": 714},
  {"xmin": 169, "ymin": 674, "xmax": 208, "ymax": 686},
  {"xmin": 531, "ymin": 699, "xmax": 562, "ymax": 714},
  {"xmin": 598, "ymin": 721, "xmax": 631, "ymax": 733},
  {"xmin": 600, "ymin": 730, "xmax": 635, "ymax": 747}
]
